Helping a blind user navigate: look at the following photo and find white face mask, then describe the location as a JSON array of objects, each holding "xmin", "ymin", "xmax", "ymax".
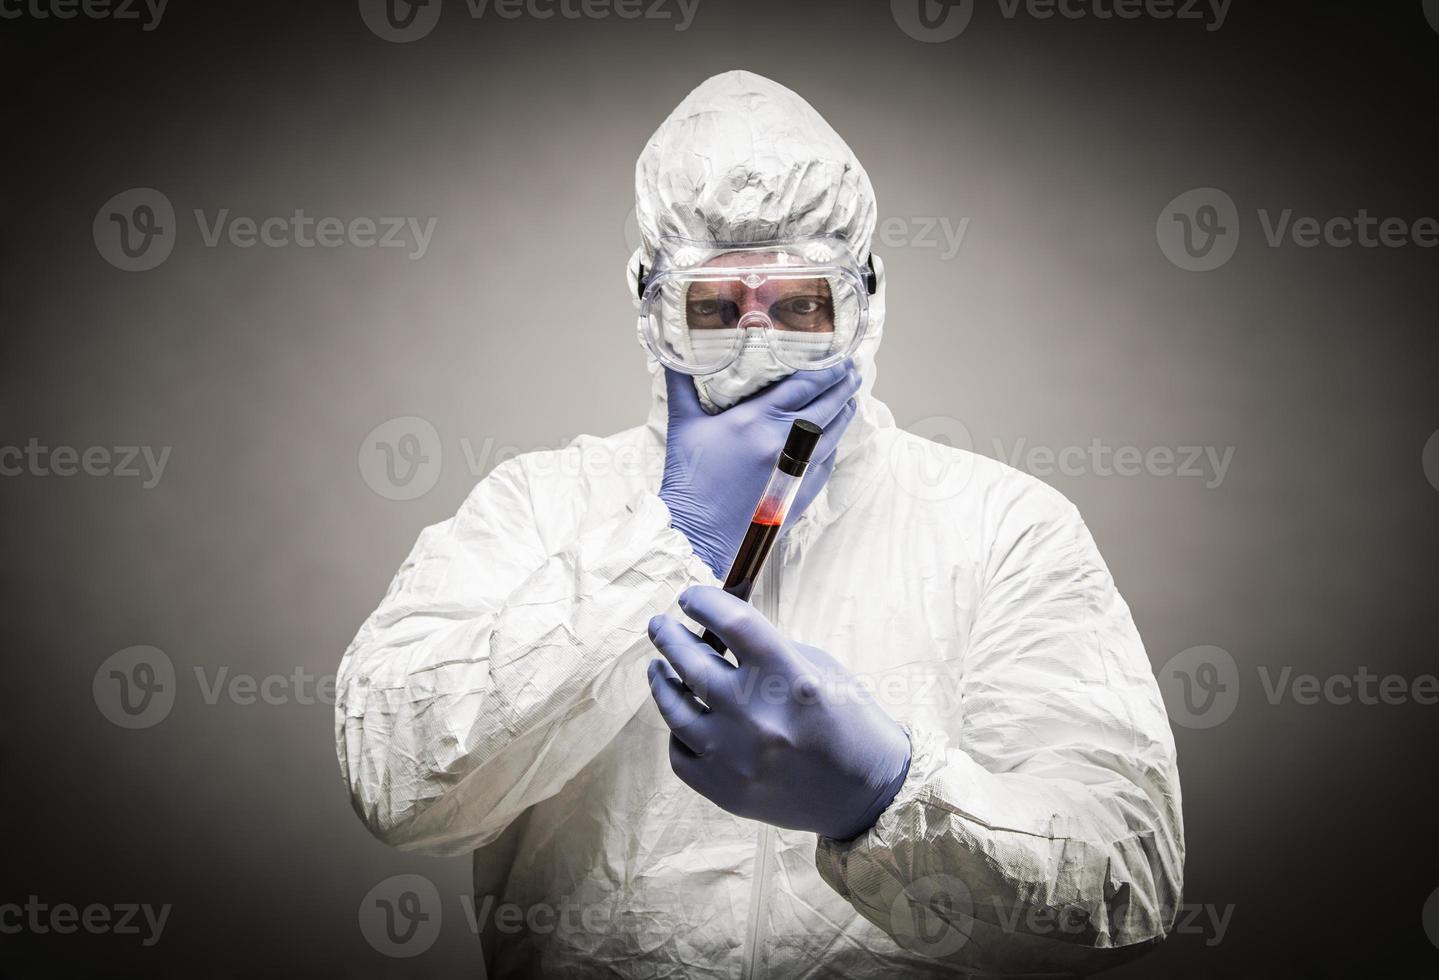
[{"xmin": 688, "ymin": 329, "xmax": 837, "ymax": 413}]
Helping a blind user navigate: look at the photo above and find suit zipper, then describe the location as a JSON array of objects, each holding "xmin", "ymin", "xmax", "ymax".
[{"xmin": 740, "ymin": 542, "xmax": 784, "ymax": 980}]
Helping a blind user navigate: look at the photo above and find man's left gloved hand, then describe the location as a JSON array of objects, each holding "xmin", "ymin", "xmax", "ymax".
[{"xmin": 646, "ymin": 586, "xmax": 911, "ymax": 842}]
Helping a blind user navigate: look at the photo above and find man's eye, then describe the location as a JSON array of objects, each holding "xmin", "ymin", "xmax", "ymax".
[
  {"xmin": 783, "ymin": 297, "xmax": 826, "ymax": 316},
  {"xmin": 687, "ymin": 299, "xmax": 737, "ymax": 324}
]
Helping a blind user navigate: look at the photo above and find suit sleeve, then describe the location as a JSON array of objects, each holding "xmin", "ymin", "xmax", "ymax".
[
  {"xmin": 815, "ymin": 482, "xmax": 1184, "ymax": 976},
  {"xmin": 336, "ymin": 454, "xmax": 715, "ymax": 856}
]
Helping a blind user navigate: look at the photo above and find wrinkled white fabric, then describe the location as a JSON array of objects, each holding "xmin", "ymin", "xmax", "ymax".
[
  {"xmin": 336, "ymin": 70, "xmax": 1183, "ymax": 978},
  {"xmin": 686, "ymin": 327, "xmax": 843, "ymax": 412}
]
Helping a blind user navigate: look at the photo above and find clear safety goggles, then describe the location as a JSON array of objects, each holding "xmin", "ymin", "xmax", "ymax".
[{"xmin": 637, "ymin": 235, "xmax": 877, "ymax": 375}]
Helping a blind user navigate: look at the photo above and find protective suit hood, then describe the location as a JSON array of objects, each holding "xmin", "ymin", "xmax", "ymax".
[{"xmin": 629, "ymin": 70, "xmax": 894, "ymax": 530}]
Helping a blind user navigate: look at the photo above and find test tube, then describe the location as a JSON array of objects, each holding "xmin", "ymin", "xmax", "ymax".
[{"xmin": 701, "ymin": 419, "xmax": 823, "ymax": 654}]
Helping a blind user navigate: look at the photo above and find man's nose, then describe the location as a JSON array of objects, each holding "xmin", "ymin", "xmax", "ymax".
[{"xmin": 737, "ymin": 290, "xmax": 769, "ymax": 318}]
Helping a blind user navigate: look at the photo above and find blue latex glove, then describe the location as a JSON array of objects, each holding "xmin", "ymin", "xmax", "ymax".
[
  {"xmin": 658, "ymin": 363, "xmax": 861, "ymax": 578},
  {"xmin": 647, "ymin": 586, "xmax": 912, "ymax": 842}
]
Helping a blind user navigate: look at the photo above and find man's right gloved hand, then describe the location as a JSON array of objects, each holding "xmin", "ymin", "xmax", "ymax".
[{"xmin": 658, "ymin": 362, "xmax": 861, "ymax": 578}]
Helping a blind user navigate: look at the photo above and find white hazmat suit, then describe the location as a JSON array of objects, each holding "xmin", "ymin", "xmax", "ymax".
[{"xmin": 336, "ymin": 70, "xmax": 1183, "ymax": 978}]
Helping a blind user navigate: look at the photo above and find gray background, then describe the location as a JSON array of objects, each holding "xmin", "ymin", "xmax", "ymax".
[{"xmin": 3, "ymin": 0, "xmax": 1437, "ymax": 975}]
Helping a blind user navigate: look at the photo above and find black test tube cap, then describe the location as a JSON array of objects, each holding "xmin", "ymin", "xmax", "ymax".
[{"xmin": 778, "ymin": 419, "xmax": 823, "ymax": 475}]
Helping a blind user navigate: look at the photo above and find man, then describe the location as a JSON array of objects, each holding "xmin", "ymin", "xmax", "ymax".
[{"xmin": 337, "ymin": 70, "xmax": 1183, "ymax": 977}]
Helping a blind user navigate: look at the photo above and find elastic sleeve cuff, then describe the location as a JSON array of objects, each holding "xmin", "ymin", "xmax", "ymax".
[{"xmin": 814, "ymin": 723, "xmax": 949, "ymax": 897}]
